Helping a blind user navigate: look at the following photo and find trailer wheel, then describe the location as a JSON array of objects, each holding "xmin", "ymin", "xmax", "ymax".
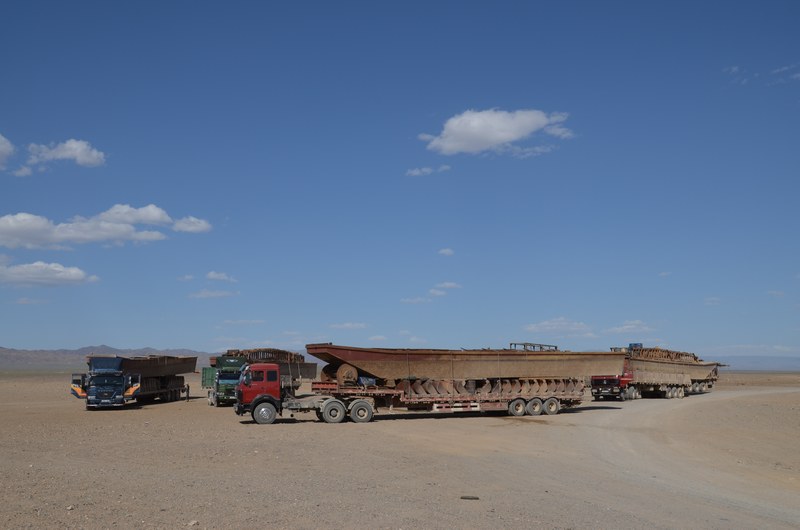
[
  {"xmin": 349, "ymin": 400, "xmax": 374, "ymax": 423},
  {"xmin": 543, "ymin": 397, "xmax": 560, "ymax": 415},
  {"xmin": 321, "ymin": 399, "xmax": 346, "ymax": 424},
  {"xmin": 252, "ymin": 402, "xmax": 278, "ymax": 424},
  {"xmin": 508, "ymin": 398, "xmax": 526, "ymax": 417},
  {"xmin": 525, "ymin": 398, "xmax": 543, "ymax": 416}
]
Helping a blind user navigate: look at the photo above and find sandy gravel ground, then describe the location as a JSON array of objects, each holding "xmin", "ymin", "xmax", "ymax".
[{"xmin": 0, "ymin": 370, "xmax": 798, "ymax": 529}]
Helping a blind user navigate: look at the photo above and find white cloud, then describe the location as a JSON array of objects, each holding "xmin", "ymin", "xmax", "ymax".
[
  {"xmin": 405, "ymin": 165, "xmax": 452, "ymax": 177},
  {"xmin": 603, "ymin": 320, "xmax": 653, "ymax": 334},
  {"xmin": 207, "ymin": 271, "xmax": 237, "ymax": 283},
  {"xmin": 98, "ymin": 204, "xmax": 172, "ymax": 225},
  {"xmin": 178, "ymin": 274, "xmax": 194, "ymax": 281},
  {"xmin": 409, "ymin": 336, "xmax": 427, "ymax": 344},
  {"xmin": 767, "ymin": 290, "xmax": 785, "ymax": 298},
  {"xmin": 27, "ymin": 139, "xmax": 105, "ymax": 168},
  {"xmin": 438, "ymin": 248, "xmax": 454, "ymax": 256},
  {"xmin": 189, "ymin": 289, "xmax": 238, "ymax": 299},
  {"xmin": 0, "ymin": 205, "xmax": 211, "ymax": 249},
  {"xmin": 12, "ymin": 166, "xmax": 32, "ymax": 177},
  {"xmin": 173, "ymin": 216, "xmax": 212, "ymax": 233},
  {"xmin": 406, "ymin": 167, "xmax": 434, "ymax": 177},
  {"xmin": 0, "ymin": 134, "xmax": 14, "ymax": 170},
  {"xmin": 419, "ymin": 108, "xmax": 573, "ymax": 156},
  {"xmin": 524, "ymin": 317, "xmax": 594, "ymax": 337},
  {"xmin": 223, "ymin": 319, "xmax": 265, "ymax": 325},
  {"xmin": 429, "ymin": 289, "xmax": 446, "ymax": 297},
  {"xmin": 435, "ymin": 281, "xmax": 462, "ymax": 289},
  {"xmin": 368, "ymin": 335, "xmax": 387, "ymax": 341},
  {"xmin": 329, "ymin": 322, "xmax": 367, "ymax": 329},
  {"xmin": 704, "ymin": 296, "xmax": 721, "ymax": 306},
  {"xmin": 0, "ymin": 260, "xmax": 99, "ymax": 286},
  {"xmin": 659, "ymin": 271, "xmax": 672, "ymax": 277}
]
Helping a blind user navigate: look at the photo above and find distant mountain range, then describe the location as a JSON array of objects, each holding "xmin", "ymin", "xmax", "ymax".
[{"xmin": 0, "ymin": 345, "xmax": 214, "ymax": 371}]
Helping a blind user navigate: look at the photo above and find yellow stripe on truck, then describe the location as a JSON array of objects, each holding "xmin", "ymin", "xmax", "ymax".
[
  {"xmin": 70, "ymin": 385, "xmax": 86, "ymax": 399},
  {"xmin": 124, "ymin": 384, "xmax": 140, "ymax": 398}
]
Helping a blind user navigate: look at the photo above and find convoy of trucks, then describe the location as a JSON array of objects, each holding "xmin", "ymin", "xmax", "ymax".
[
  {"xmin": 70, "ymin": 354, "xmax": 196, "ymax": 409},
  {"xmin": 590, "ymin": 343, "xmax": 721, "ymax": 400},
  {"xmin": 234, "ymin": 342, "xmax": 627, "ymax": 424},
  {"xmin": 69, "ymin": 341, "xmax": 724, "ymax": 419}
]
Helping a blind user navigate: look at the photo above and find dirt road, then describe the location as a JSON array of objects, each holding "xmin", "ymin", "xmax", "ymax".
[{"xmin": 0, "ymin": 371, "xmax": 797, "ymax": 529}]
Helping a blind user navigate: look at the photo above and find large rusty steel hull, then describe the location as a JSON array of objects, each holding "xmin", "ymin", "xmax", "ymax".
[
  {"xmin": 118, "ymin": 355, "xmax": 197, "ymax": 378},
  {"xmin": 305, "ymin": 343, "xmax": 625, "ymax": 381},
  {"xmin": 629, "ymin": 357, "xmax": 720, "ymax": 386}
]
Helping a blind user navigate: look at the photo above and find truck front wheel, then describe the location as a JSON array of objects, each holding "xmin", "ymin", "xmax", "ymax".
[
  {"xmin": 253, "ymin": 402, "xmax": 278, "ymax": 424},
  {"xmin": 321, "ymin": 399, "xmax": 346, "ymax": 424}
]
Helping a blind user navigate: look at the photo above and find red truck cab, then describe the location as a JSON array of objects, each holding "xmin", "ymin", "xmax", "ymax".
[
  {"xmin": 234, "ymin": 363, "xmax": 282, "ymax": 422},
  {"xmin": 590, "ymin": 358, "xmax": 633, "ymax": 400}
]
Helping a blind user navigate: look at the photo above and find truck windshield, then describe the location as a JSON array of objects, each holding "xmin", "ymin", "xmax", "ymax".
[
  {"xmin": 218, "ymin": 372, "xmax": 240, "ymax": 383},
  {"xmin": 90, "ymin": 375, "xmax": 124, "ymax": 386}
]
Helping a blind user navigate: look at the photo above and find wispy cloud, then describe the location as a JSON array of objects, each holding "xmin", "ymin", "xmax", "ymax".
[
  {"xmin": 406, "ymin": 165, "xmax": 451, "ymax": 177},
  {"xmin": 207, "ymin": 271, "xmax": 237, "ymax": 283},
  {"xmin": 659, "ymin": 271, "xmax": 672, "ymax": 277},
  {"xmin": 15, "ymin": 297, "xmax": 47, "ymax": 304},
  {"xmin": 368, "ymin": 335, "xmax": 387, "ymax": 341},
  {"xmin": 704, "ymin": 296, "xmax": 722, "ymax": 306},
  {"xmin": 189, "ymin": 289, "xmax": 238, "ymax": 299},
  {"xmin": 0, "ymin": 260, "xmax": 99, "ymax": 286},
  {"xmin": 435, "ymin": 281, "xmax": 462, "ymax": 289},
  {"xmin": 329, "ymin": 322, "xmax": 367, "ymax": 329},
  {"xmin": 0, "ymin": 204, "xmax": 212, "ymax": 249},
  {"xmin": 419, "ymin": 108, "xmax": 573, "ymax": 158},
  {"xmin": 524, "ymin": 317, "xmax": 596, "ymax": 338},
  {"xmin": 438, "ymin": 248, "xmax": 454, "ymax": 256},
  {"xmin": 429, "ymin": 289, "xmax": 446, "ymax": 297},
  {"xmin": 0, "ymin": 134, "xmax": 14, "ymax": 170},
  {"xmin": 603, "ymin": 320, "xmax": 653, "ymax": 334},
  {"xmin": 3, "ymin": 137, "xmax": 107, "ymax": 176},
  {"xmin": 724, "ymin": 62, "xmax": 800, "ymax": 87},
  {"xmin": 767, "ymin": 290, "xmax": 785, "ymax": 298},
  {"xmin": 223, "ymin": 319, "xmax": 265, "ymax": 325},
  {"xmin": 401, "ymin": 297, "xmax": 431, "ymax": 304}
]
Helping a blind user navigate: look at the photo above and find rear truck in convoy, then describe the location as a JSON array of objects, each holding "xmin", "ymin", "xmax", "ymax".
[
  {"xmin": 234, "ymin": 342, "xmax": 626, "ymax": 424},
  {"xmin": 70, "ymin": 354, "xmax": 197, "ymax": 409},
  {"xmin": 202, "ymin": 356, "xmax": 247, "ymax": 406},
  {"xmin": 590, "ymin": 343, "xmax": 722, "ymax": 400}
]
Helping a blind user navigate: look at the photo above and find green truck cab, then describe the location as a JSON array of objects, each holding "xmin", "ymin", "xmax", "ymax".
[{"xmin": 202, "ymin": 356, "xmax": 247, "ymax": 406}]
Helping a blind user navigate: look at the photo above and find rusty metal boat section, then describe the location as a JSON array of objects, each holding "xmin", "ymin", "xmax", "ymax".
[
  {"xmin": 116, "ymin": 355, "xmax": 197, "ymax": 378},
  {"xmin": 626, "ymin": 345, "xmax": 721, "ymax": 389},
  {"xmin": 305, "ymin": 342, "xmax": 625, "ymax": 382}
]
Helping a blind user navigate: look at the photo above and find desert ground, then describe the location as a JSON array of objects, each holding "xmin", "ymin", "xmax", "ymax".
[{"xmin": 0, "ymin": 370, "xmax": 798, "ymax": 529}]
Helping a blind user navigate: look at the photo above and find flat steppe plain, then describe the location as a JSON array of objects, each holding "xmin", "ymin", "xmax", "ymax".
[{"xmin": 0, "ymin": 371, "xmax": 798, "ymax": 529}]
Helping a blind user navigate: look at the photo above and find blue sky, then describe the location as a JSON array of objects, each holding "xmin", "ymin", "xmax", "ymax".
[{"xmin": 1, "ymin": 1, "xmax": 798, "ymax": 361}]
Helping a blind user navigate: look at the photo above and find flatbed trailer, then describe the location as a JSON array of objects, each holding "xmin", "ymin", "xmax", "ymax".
[{"xmin": 234, "ymin": 342, "xmax": 625, "ymax": 424}]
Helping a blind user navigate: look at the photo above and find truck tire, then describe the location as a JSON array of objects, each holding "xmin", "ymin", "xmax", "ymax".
[
  {"xmin": 508, "ymin": 398, "xmax": 526, "ymax": 417},
  {"xmin": 543, "ymin": 397, "xmax": 560, "ymax": 415},
  {"xmin": 252, "ymin": 402, "xmax": 278, "ymax": 424},
  {"xmin": 525, "ymin": 398, "xmax": 543, "ymax": 416},
  {"xmin": 349, "ymin": 400, "xmax": 374, "ymax": 423},
  {"xmin": 321, "ymin": 399, "xmax": 346, "ymax": 424}
]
